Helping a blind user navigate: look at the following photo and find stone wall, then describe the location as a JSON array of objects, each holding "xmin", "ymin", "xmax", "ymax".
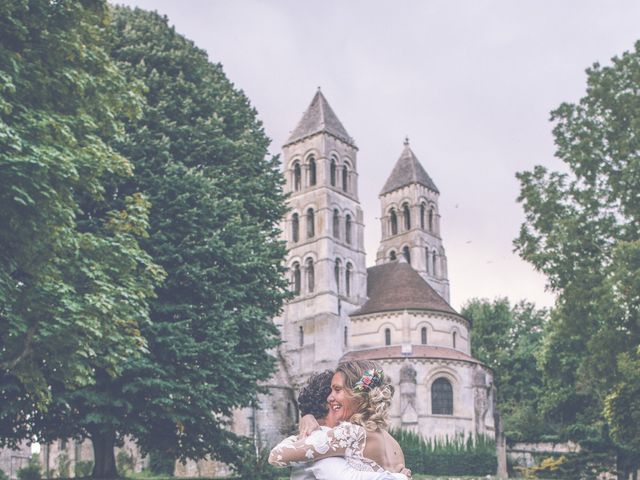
[
  {"xmin": 0, "ymin": 442, "xmax": 31, "ymax": 480},
  {"xmin": 379, "ymin": 358, "xmax": 495, "ymax": 439},
  {"xmin": 507, "ymin": 441, "xmax": 581, "ymax": 469},
  {"xmin": 39, "ymin": 436, "xmax": 148, "ymax": 478}
]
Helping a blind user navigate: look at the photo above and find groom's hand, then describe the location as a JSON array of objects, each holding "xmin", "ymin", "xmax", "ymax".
[
  {"xmin": 299, "ymin": 414, "xmax": 321, "ymax": 437},
  {"xmin": 400, "ymin": 467, "xmax": 412, "ymax": 478}
]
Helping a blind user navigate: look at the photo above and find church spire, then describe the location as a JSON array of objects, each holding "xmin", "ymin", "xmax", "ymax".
[
  {"xmin": 376, "ymin": 140, "xmax": 449, "ymax": 302},
  {"xmin": 380, "ymin": 140, "xmax": 439, "ymax": 196},
  {"xmin": 284, "ymin": 89, "xmax": 356, "ymax": 148}
]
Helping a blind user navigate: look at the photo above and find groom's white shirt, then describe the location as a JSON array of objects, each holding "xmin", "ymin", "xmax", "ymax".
[
  {"xmin": 292, "ymin": 458, "xmax": 406, "ymax": 480},
  {"xmin": 289, "ymin": 427, "xmax": 408, "ymax": 480}
]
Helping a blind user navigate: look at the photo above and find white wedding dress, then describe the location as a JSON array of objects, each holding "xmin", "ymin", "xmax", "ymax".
[{"xmin": 270, "ymin": 423, "xmax": 408, "ymax": 480}]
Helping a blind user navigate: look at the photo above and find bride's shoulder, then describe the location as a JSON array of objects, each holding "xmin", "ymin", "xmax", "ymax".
[{"xmin": 332, "ymin": 421, "xmax": 367, "ymax": 440}]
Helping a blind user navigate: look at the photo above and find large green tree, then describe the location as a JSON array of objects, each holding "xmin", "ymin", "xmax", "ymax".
[
  {"xmin": 462, "ymin": 298, "xmax": 550, "ymax": 442},
  {"xmin": 515, "ymin": 40, "xmax": 640, "ymax": 478},
  {"xmin": 32, "ymin": 7, "xmax": 289, "ymax": 478},
  {"xmin": 0, "ymin": 0, "xmax": 161, "ymax": 446}
]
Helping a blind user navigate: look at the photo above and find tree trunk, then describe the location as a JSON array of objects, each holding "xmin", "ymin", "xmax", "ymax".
[
  {"xmin": 616, "ymin": 449, "xmax": 631, "ymax": 480},
  {"xmin": 91, "ymin": 431, "xmax": 118, "ymax": 479}
]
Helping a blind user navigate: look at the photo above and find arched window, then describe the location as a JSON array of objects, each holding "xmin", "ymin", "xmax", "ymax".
[
  {"xmin": 292, "ymin": 262, "xmax": 301, "ymax": 295},
  {"xmin": 384, "ymin": 328, "xmax": 391, "ymax": 346},
  {"xmin": 330, "ymin": 158, "xmax": 337, "ymax": 186},
  {"xmin": 345, "ymin": 214, "xmax": 352, "ymax": 244},
  {"xmin": 403, "ymin": 246, "xmax": 411, "ymax": 265},
  {"xmin": 342, "ymin": 165, "xmax": 349, "ymax": 192},
  {"xmin": 390, "ymin": 209, "xmax": 398, "ymax": 235},
  {"xmin": 403, "ymin": 203, "xmax": 411, "ymax": 230},
  {"xmin": 299, "ymin": 326, "xmax": 304, "ymax": 347},
  {"xmin": 306, "ymin": 208, "xmax": 315, "ymax": 238},
  {"xmin": 432, "ymin": 251, "xmax": 438, "ymax": 276},
  {"xmin": 429, "ymin": 207, "xmax": 434, "ymax": 231},
  {"xmin": 420, "ymin": 203, "xmax": 426, "ymax": 229},
  {"xmin": 306, "ymin": 258, "xmax": 314, "ymax": 293},
  {"xmin": 292, "ymin": 213, "xmax": 299, "ymax": 243},
  {"xmin": 293, "ymin": 162, "xmax": 301, "ymax": 191},
  {"xmin": 452, "ymin": 331, "xmax": 457, "ymax": 349},
  {"xmin": 432, "ymin": 378, "xmax": 453, "ymax": 415},
  {"xmin": 425, "ymin": 248, "xmax": 430, "ymax": 273},
  {"xmin": 334, "ymin": 258, "xmax": 341, "ymax": 292},
  {"xmin": 421, "ymin": 327, "xmax": 427, "ymax": 345},
  {"xmin": 308, "ymin": 157, "xmax": 316, "ymax": 186},
  {"xmin": 389, "ymin": 250, "xmax": 396, "ymax": 261},
  {"xmin": 344, "ymin": 326, "xmax": 348, "ymax": 347},
  {"xmin": 346, "ymin": 263, "xmax": 352, "ymax": 296},
  {"xmin": 333, "ymin": 209, "xmax": 340, "ymax": 238}
]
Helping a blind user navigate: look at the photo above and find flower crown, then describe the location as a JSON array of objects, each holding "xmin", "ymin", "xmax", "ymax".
[{"xmin": 353, "ymin": 368, "xmax": 384, "ymax": 393}]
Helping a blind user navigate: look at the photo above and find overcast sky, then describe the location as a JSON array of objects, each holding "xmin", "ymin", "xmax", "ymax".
[{"xmin": 117, "ymin": 0, "xmax": 640, "ymax": 310}]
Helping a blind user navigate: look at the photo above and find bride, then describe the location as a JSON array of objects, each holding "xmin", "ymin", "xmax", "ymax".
[{"xmin": 269, "ymin": 360, "xmax": 411, "ymax": 480}]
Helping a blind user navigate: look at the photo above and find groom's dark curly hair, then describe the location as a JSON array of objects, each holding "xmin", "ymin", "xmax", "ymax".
[{"xmin": 297, "ymin": 369, "xmax": 333, "ymax": 419}]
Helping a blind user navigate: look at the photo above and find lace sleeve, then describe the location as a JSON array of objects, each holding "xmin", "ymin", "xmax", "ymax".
[{"xmin": 268, "ymin": 423, "xmax": 367, "ymax": 467}]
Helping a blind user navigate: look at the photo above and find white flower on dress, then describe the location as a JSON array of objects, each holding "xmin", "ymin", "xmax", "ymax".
[{"xmin": 304, "ymin": 429, "xmax": 331, "ymax": 455}]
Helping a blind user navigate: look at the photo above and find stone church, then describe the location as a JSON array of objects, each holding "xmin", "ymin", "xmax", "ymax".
[
  {"xmin": 238, "ymin": 89, "xmax": 496, "ymax": 452},
  {"xmin": 0, "ymin": 90, "xmax": 496, "ymax": 479}
]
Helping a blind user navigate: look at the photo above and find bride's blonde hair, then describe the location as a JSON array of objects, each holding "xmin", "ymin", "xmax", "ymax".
[{"xmin": 335, "ymin": 360, "xmax": 394, "ymax": 431}]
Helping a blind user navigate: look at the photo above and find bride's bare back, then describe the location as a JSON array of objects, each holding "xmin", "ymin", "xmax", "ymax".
[{"xmin": 362, "ymin": 429, "xmax": 405, "ymax": 473}]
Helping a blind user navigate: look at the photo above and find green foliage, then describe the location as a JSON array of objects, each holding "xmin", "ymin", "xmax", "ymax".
[
  {"xmin": 75, "ymin": 460, "xmax": 94, "ymax": 478},
  {"xmin": 57, "ymin": 451, "xmax": 70, "ymax": 478},
  {"xmin": 17, "ymin": 455, "xmax": 41, "ymax": 480},
  {"xmin": 117, "ymin": 450, "xmax": 136, "ymax": 476},
  {"xmin": 27, "ymin": 3, "xmax": 288, "ymax": 473},
  {"xmin": 462, "ymin": 298, "xmax": 551, "ymax": 442},
  {"xmin": 515, "ymin": 40, "xmax": 640, "ymax": 475},
  {"xmin": 0, "ymin": 468, "xmax": 8, "ymax": 480},
  {"xmin": 391, "ymin": 430, "xmax": 496, "ymax": 476},
  {"xmin": 234, "ymin": 444, "xmax": 280, "ymax": 480},
  {"xmin": 604, "ymin": 349, "xmax": 640, "ymax": 451},
  {"xmin": 148, "ymin": 450, "xmax": 174, "ymax": 476},
  {"xmin": 0, "ymin": 0, "xmax": 162, "ymax": 449},
  {"xmin": 516, "ymin": 455, "xmax": 567, "ymax": 479}
]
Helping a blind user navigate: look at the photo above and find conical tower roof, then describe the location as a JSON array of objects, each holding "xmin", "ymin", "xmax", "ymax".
[
  {"xmin": 380, "ymin": 139, "xmax": 439, "ymax": 195},
  {"xmin": 284, "ymin": 89, "xmax": 355, "ymax": 147}
]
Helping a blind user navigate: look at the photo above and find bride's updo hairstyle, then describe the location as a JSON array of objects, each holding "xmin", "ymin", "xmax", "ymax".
[{"xmin": 335, "ymin": 360, "xmax": 394, "ymax": 431}]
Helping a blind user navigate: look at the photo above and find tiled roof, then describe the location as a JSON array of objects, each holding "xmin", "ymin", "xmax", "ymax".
[
  {"xmin": 380, "ymin": 141, "xmax": 439, "ymax": 195},
  {"xmin": 341, "ymin": 345, "xmax": 482, "ymax": 365},
  {"xmin": 284, "ymin": 89, "xmax": 355, "ymax": 147},
  {"xmin": 351, "ymin": 261, "xmax": 457, "ymax": 317}
]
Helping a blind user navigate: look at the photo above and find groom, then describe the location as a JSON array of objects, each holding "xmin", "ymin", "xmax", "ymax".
[{"xmin": 289, "ymin": 370, "xmax": 412, "ymax": 480}]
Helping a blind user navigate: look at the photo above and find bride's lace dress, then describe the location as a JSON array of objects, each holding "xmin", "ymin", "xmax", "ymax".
[{"xmin": 269, "ymin": 423, "xmax": 408, "ymax": 480}]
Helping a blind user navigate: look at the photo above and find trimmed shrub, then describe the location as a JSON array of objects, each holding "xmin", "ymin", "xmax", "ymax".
[{"xmin": 391, "ymin": 429, "xmax": 497, "ymax": 476}]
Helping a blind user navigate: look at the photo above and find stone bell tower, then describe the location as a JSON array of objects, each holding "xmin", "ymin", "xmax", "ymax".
[
  {"xmin": 277, "ymin": 89, "xmax": 367, "ymax": 382},
  {"xmin": 376, "ymin": 138, "xmax": 450, "ymax": 302}
]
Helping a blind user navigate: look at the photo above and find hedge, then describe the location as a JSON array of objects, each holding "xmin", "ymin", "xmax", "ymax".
[{"xmin": 391, "ymin": 429, "xmax": 497, "ymax": 476}]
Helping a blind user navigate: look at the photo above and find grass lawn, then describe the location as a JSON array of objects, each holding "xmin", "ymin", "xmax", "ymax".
[{"xmin": 126, "ymin": 474, "xmax": 513, "ymax": 480}]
